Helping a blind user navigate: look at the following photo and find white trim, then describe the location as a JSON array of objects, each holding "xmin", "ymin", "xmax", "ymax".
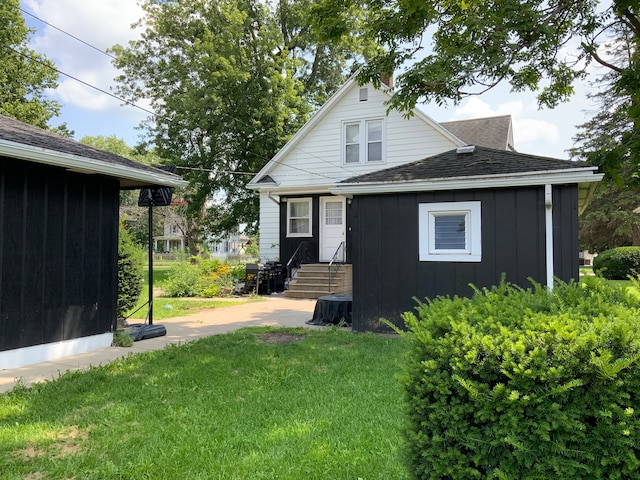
[
  {"xmin": 419, "ymin": 201, "xmax": 482, "ymax": 262},
  {"xmin": 331, "ymin": 169, "xmax": 603, "ymax": 196},
  {"xmin": 320, "ymin": 196, "xmax": 346, "ymax": 262},
  {"xmin": 0, "ymin": 140, "xmax": 189, "ymax": 188},
  {"xmin": 286, "ymin": 197, "xmax": 313, "ymax": 237},
  {"xmin": 342, "ymin": 118, "xmax": 386, "ymax": 165},
  {"xmin": 0, "ymin": 333, "xmax": 113, "ymax": 370}
]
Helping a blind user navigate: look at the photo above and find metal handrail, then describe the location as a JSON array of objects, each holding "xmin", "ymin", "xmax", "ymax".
[
  {"xmin": 286, "ymin": 241, "xmax": 310, "ymax": 282},
  {"xmin": 328, "ymin": 241, "xmax": 345, "ymax": 292}
]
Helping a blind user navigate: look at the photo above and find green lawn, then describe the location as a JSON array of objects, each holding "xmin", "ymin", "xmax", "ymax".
[{"xmin": 0, "ymin": 327, "xmax": 409, "ymax": 479}]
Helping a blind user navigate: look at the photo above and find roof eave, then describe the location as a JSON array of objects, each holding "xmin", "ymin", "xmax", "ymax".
[
  {"xmin": 0, "ymin": 139, "xmax": 189, "ymax": 189},
  {"xmin": 330, "ymin": 168, "xmax": 604, "ymax": 196}
]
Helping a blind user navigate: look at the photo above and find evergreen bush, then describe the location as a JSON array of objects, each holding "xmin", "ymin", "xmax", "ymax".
[
  {"xmin": 399, "ymin": 277, "xmax": 640, "ymax": 479},
  {"xmin": 117, "ymin": 223, "xmax": 145, "ymax": 317},
  {"xmin": 593, "ymin": 246, "xmax": 640, "ymax": 279}
]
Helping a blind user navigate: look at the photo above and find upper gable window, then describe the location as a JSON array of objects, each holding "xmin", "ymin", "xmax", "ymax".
[{"xmin": 343, "ymin": 119, "xmax": 384, "ymax": 164}]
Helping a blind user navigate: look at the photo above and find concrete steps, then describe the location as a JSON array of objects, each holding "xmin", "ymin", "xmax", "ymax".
[{"xmin": 284, "ymin": 264, "xmax": 352, "ymax": 299}]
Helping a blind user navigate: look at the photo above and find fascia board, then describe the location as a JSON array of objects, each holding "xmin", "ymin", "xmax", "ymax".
[
  {"xmin": 0, "ymin": 140, "xmax": 189, "ymax": 188},
  {"xmin": 330, "ymin": 169, "xmax": 603, "ymax": 195},
  {"xmin": 249, "ymin": 183, "xmax": 335, "ymax": 196}
]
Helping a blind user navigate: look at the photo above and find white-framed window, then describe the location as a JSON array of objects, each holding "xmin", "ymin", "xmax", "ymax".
[
  {"xmin": 343, "ymin": 119, "xmax": 384, "ymax": 164},
  {"xmin": 287, "ymin": 198, "xmax": 312, "ymax": 237},
  {"xmin": 419, "ymin": 201, "xmax": 482, "ymax": 262}
]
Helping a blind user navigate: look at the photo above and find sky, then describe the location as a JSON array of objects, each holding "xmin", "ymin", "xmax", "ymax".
[{"xmin": 20, "ymin": 0, "xmax": 600, "ymax": 160}]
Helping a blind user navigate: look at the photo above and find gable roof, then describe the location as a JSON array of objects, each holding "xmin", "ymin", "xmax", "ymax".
[
  {"xmin": 0, "ymin": 115, "xmax": 188, "ymax": 189},
  {"xmin": 247, "ymin": 74, "xmax": 464, "ymax": 188},
  {"xmin": 440, "ymin": 115, "xmax": 514, "ymax": 151},
  {"xmin": 331, "ymin": 146, "xmax": 603, "ymax": 213}
]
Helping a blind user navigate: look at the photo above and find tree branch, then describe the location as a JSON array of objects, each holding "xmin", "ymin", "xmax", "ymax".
[{"xmin": 621, "ymin": 7, "xmax": 640, "ymax": 38}]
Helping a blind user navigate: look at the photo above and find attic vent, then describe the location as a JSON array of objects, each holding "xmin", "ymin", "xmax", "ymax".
[
  {"xmin": 456, "ymin": 145, "xmax": 476, "ymax": 154},
  {"xmin": 359, "ymin": 88, "xmax": 368, "ymax": 102}
]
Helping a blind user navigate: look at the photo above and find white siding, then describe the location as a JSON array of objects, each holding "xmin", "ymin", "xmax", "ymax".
[
  {"xmin": 265, "ymin": 83, "xmax": 459, "ymax": 190},
  {"xmin": 259, "ymin": 193, "xmax": 280, "ymax": 261}
]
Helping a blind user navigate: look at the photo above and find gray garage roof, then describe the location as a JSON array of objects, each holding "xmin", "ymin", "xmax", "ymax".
[{"xmin": 0, "ymin": 114, "xmax": 188, "ymax": 189}]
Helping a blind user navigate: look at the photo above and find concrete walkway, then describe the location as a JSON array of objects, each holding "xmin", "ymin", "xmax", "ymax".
[{"xmin": 0, "ymin": 295, "xmax": 317, "ymax": 394}]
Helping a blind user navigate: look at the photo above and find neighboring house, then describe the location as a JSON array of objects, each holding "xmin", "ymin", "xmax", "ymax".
[
  {"xmin": 247, "ymin": 76, "xmax": 603, "ymax": 331},
  {"xmin": 0, "ymin": 115, "xmax": 188, "ymax": 368},
  {"xmin": 204, "ymin": 231, "xmax": 251, "ymax": 260},
  {"xmin": 154, "ymin": 211, "xmax": 187, "ymax": 253},
  {"xmin": 153, "ymin": 210, "xmax": 250, "ymax": 260}
]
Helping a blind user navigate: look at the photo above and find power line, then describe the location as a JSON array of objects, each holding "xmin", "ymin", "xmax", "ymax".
[
  {"xmin": 19, "ymin": 6, "xmax": 116, "ymax": 60},
  {"xmin": 10, "ymin": 4, "xmax": 364, "ymax": 180},
  {"xmin": 3, "ymin": 43, "xmax": 159, "ymax": 118}
]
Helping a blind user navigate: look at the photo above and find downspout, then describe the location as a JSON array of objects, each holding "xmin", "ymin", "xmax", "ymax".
[{"xmin": 545, "ymin": 184, "xmax": 554, "ymax": 291}]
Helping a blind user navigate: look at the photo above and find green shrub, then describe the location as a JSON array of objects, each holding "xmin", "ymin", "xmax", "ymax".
[
  {"xmin": 163, "ymin": 261, "xmax": 201, "ymax": 297},
  {"xmin": 593, "ymin": 246, "xmax": 640, "ymax": 279},
  {"xmin": 162, "ymin": 258, "xmax": 238, "ymax": 297},
  {"xmin": 112, "ymin": 329, "xmax": 134, "ymax": 347},
  {"xmin": 117, "ymin": 223, "xmax": 145, "ymax": 317},
  {"xmin": 399, "ymin": 277, "xmax": 640, "ymax": 479}
]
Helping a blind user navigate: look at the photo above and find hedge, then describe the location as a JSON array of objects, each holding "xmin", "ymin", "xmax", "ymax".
[
  {"xmin": 593, "ymin": 246, "xmax": 640, "ymax": 280},
  {"xmin": 399, "ymin": 278, "xmax": 640, "ymax": 479},
  {"xmin": 117, "ymin": 223, "xmax": 144, "ymax": 317}
]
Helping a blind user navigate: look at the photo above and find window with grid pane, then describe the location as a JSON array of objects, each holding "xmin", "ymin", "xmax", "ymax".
[
  {"xmin": 343, "ymin": 119, "xmax": 384, "ymax": 164},
  {"xmin": 345, "ymin": 123, "xmax": 360, "ymax": 163},
  {"xmin": 325, "ymin": 201, "xmax": 343, "ymax": 225},
  {"xmin": 287, "ymin": 198, "xmax": 312, "ymax": 236}
]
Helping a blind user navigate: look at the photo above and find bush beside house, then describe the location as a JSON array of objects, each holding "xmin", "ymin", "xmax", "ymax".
[
  {"xmin": 593, "ymin": 246, "xmax": 640, "ymax": 279},
  {"xmin": 399, "ymin": 278, "xmax": 640, "ymax": 479},
  {"xmin": 117, "ymin": 223, "xmax": 145, "ymax": 318}
]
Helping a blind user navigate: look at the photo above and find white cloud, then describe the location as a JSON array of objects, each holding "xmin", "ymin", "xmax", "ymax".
[{"xmin": 23, "ymin": 0, "xmax": 145, "ymax": 112}]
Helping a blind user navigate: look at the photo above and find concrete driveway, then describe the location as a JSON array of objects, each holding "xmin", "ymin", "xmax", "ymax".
[{"xmin": 0, "ymin": 295, "xmax": 317, "ymax": 393}]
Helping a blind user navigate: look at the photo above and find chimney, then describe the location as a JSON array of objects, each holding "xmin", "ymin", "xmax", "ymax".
[{"xmin": 381, "ymin": 71, "xmax": 394, "ymax": 89}]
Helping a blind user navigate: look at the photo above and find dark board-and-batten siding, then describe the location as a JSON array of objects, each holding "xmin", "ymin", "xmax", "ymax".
[
  {"xmin": 0, "ymin": 157, "xmax": 119, "ymax": 352},
  {"xmin": 349, "ymin": 185, "xmax": 578, "ymax": 332}
]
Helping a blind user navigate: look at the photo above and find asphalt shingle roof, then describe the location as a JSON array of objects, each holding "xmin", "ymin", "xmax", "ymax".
[
  {"xmin": 0, "ymin": 114, "xmax": 184, "ymax": 187},
  {"xmin": 341, "ymin": 146, "xmax": 592, "ymax": 184},
  {"xmin": 441, "ymin": 115, "xmax": 514, "ymax": 151}
]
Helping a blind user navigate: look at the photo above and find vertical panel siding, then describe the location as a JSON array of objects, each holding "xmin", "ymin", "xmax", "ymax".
[
  {"xmin": 0, "ymin": 157, "xmax": 119, "ymax": 352},
  {"xmin": 351, "ymin": 186, "xmax": 572, "ymax": 331}
]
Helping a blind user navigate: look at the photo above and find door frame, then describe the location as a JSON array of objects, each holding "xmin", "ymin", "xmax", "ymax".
[{"xmin": 319, "ymin": 196, "xmax": 346, "ymax": 262}]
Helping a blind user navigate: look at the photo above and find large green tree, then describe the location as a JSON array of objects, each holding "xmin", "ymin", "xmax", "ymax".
[
  {"xmin": 316, "ymin": 1, "xmax": 638, "ymax": 113},
  {"xmin": 110, "ymin": 0, "xmax": 375, "ymax": 253},
  {"xmin": 0, "ymin": 0, "xmax": 63, "ymax": 130},
  {"xmin": 570, "ymin": 23, "xmax": 640, "ymax": 251}
]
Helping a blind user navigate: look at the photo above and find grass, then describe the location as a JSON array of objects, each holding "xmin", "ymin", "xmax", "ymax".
[
  {"xmin": 0, "ymin": 327, "xmax": 409, "ymax": 479},
  {"xmin": 126, "ymin": 265, "xmax": 262, "ymax": 321}
]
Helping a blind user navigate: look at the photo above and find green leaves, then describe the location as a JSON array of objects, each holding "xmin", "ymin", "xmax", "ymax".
[
  {"xmin": 401, "ymin": 278, "xmax": 640, "ymax": 478},
  {"xmin": 110, "ymin": 0, "xmax": 374, "ymax": 241},
  {"xmin": 0, "ymin": 0, "xmax": 63, "ymax": 130}
]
